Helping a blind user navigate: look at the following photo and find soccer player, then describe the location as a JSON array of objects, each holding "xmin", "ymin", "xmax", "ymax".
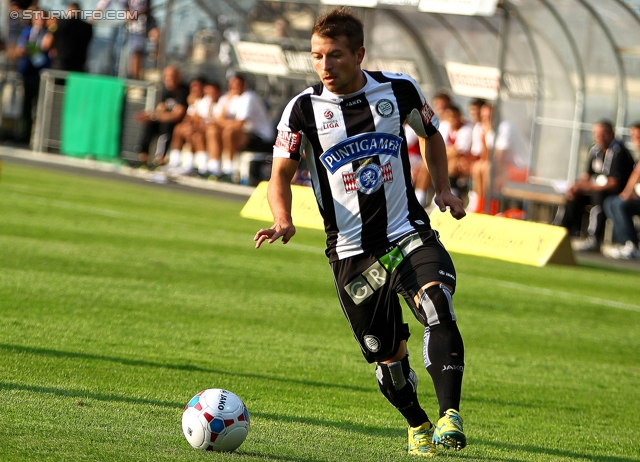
[{"xmin": 254, "ymin": 7, "xmax": 467, "ymax": 457}]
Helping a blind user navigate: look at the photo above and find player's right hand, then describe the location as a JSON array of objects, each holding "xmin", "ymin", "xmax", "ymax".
[{"xmin": 254, "ymin": 223, "xmax": 296, "ymax": 248}]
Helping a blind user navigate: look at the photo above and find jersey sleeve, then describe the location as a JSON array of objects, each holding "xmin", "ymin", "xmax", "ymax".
[
  {"xmin": 396, "ymin": 75, "xmax": 439, "ymax": 139},
  {"xmin": 273, "ymin": 91, "xmax": 311, "ymax": 161}
]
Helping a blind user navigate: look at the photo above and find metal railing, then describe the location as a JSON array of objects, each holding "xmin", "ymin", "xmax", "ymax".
[{"xmin": 33, "ymin": 69, "xmax": 157, "ymax": 162}]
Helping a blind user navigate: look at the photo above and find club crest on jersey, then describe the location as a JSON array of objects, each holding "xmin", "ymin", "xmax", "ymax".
[
  {"xmin": 320, "ymin": 133, "xmax": 402, "ymax": 174},
  {"xmin": 364, "ymin": 335, "xmax": 381, "ymax": 353},
  {"xmin": 343, "ymin": 161, "xmax": 393, "ymax": 194},
  {"xmin": 376, "ymin": 99, "xmax": 394, "ymax": 118}
]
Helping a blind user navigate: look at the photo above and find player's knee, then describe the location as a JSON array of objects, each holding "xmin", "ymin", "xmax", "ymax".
[
  {"xmin": 417, "ymin": 283, "xmax": 457, "ymax": 327},
  {"xmin": 375, "ymin": 355, "xmax": 418, "ymax": 410}
]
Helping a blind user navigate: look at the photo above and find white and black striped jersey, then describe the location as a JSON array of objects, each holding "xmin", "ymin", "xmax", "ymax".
[{"xmin": 273, "ymin": 70, "xmax": 440, "ymax": 262}]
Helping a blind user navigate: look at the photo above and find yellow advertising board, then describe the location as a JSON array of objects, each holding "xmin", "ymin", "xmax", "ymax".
[
  {"xmin": 241, "ymin": 182, "xmax": 575, "ymax": 267},
  {"xmin": 240, "ymin": 181, "xmax": 324, "ymax": 230},
  {"xmin": 429, "ymin": 209, "xmax": 575, "ymax": 266}
]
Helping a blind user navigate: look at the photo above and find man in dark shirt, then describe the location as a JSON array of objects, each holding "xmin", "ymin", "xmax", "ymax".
[
  {"xmin": 134, "ymin": 65, "xmax": 188, "ymax": 167},
  {"xmin": 554, "ymin": 120, "xmax": 635, "ymax": 252},
  {"xmin": 50, "ymin": 2, "xmax": 93, "ymax": 72}
]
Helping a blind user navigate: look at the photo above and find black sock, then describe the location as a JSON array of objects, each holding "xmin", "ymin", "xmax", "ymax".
[{"xmin": 424, "ymin": 322, "xmax": 464, "ymax": 417}]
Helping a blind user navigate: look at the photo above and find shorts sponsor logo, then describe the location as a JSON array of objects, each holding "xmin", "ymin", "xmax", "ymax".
[
  {"xmin": 364, "ymin": 335, "xmax": 381, "ymax": 352},
  {"xmin": 320, "ymin": 133, "xmax": 402, "ymax": 173},
  {"xmin": 275, "ymin": 131, "xmax": 301, "ymax": 154},
  {"xmin": 345, "ymin": 275, "xmax": 373, "ymax": 305},
  {"xmin": 438, "ymin": 270, "xmax": 456, "ymax": 281},
  {"xmin": 376, "ymin": 99, "xmax": 394, "ymax": 117}
]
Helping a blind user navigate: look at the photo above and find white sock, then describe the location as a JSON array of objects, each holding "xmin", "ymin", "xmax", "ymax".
[
  {"xmin": 181, "ymin": 151, "xmax": 194, "ymax": 173},
  {"xmin": 415, "ymin": 189, "xmax": 426, "ymax": 207},
  {"xmin": 466, "ymin": 191, "xmax": 478, "ymax": 212},
  {"xmin": 168, "ymin": 149, "xmax": 181, "ymax": 168},
  {"xmin": 195, "ymin": 151, "xmax": 208, "ymax": 175},
  {"xmin": 222, "ymin": 159, "xmax": 233, "ymax": 175},
  {"xmin": 208, "ymin": 159, "xmax": 221, "ymax": 176}
]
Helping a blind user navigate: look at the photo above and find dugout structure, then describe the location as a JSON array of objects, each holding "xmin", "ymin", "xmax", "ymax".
[{"xmin": 163, "ymin": 0, "xmax": 640, "ymax": 217}]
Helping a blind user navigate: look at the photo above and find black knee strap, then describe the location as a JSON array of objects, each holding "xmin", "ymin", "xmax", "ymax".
[{"xmin": 375, "ymin": 355, "xmax": 418, "ymax": 410}]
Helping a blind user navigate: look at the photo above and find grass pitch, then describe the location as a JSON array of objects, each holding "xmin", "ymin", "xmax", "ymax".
[{"xmin": 1, "ymin": 161, "xmax": 639, "ymax": 462}]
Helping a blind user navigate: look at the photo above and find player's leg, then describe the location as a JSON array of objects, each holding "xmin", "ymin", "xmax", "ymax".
[
  {"xmin": 396, "ymin": 232, "xmax": 466, "ymax": 450},
  {"xmin": 168, "ymin": 123, "xmax": 186, "ymax": 170},
  {"xmin": 331, "ymin": 256, "xmax": 436, "ymax": 456},
  {"xmin": 191, "ymin": 129, "xmax": 209, "ymax": 176},
  {"xmin": 205, "ymin": 123, "xmax": 223, "ymax": 178},
  {"xmin": 221, "ymin": 126, "xmax": 247, "ymax": 179}
]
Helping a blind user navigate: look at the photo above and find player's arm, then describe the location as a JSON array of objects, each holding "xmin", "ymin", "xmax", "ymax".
[
  {"xmin": 420, "ymin": 132, "xmax": 466, "ymax": 219},
  {"xmin": 254, "ymin": 157, "xmax": 298, "ymax": 248}
]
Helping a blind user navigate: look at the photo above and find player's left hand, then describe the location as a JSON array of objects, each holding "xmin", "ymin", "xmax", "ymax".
[{"xmin": 434, "ymin": 190, "xmax": 466, "ymax": 220}]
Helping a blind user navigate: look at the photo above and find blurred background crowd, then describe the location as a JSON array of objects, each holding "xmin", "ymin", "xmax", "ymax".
[{"xmin": 1, "ymin": 0, "xmax": 640, "ymax": 259}]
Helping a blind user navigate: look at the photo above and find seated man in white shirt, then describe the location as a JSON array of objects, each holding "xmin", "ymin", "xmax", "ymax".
[{"xmin": 205, "ymin": 75, "xmax": 275, "ymax": 181}]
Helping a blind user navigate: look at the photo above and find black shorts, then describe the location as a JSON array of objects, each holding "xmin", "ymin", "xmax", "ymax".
[{"xmin": 331, "ymin": 229, "xmax": 457, "ymax": 363}]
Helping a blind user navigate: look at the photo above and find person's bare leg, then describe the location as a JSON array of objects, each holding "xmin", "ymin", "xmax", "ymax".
[
  {"xmin": 129, "ymin": 50, "xmax": 143, "ymax": 80},
  {"xmin": 205, "ymin": 124, "xmax": 223, "ymax": 177},
  {"xmin": 222, "ymin": 126, "xmax": 248, "ymax": 178}
]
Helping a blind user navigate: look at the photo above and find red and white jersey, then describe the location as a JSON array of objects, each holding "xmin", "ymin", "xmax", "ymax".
[
  {"xmin": 273, "ymin": 70, "xmax": 440, "ymax": 262},
  {"xmin": 440, "ymin": 121, "xmax": 473, "ymax": 155}
]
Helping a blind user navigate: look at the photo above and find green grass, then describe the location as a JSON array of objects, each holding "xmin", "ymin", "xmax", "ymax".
[{"xmin": 1, "ymin": 161, "xmax": 639, "ymax": 461}]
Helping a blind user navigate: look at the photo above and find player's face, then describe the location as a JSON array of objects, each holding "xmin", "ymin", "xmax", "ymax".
[{"xmin": 311, "ymin": 34, "xmax": 365, "ymax": 95}]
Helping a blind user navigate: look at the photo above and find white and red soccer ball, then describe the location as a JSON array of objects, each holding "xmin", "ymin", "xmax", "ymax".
[{"xmin": 182, "ymin": 388, "xmax": 250, "ymax": 452}]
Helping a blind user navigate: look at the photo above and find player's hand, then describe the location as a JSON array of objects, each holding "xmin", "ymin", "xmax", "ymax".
[
  {"xmin": 434, "ymin": 190, "xmax": 466, "ymax": 220},
  {"xmin": 254, "ymin": 222, "xmax": 296, "ymax": 248}
]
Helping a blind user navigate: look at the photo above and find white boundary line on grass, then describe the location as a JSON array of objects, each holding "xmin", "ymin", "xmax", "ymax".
[
  {"xmin": 284, "ymin": 243, "xmax": 640, "ymax": 313},
  {"xmin": 6, "ymin": 187, "xmax": 639, "ymax": 314},
  {"xmin": 465, "ymin": 275, "xmax": 640, "ymax": 313}
]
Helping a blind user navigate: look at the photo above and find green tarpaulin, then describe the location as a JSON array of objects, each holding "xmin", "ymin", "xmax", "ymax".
[{"xmin": 61, "ymin": 73, "xmax": 125, "ymax": 160}]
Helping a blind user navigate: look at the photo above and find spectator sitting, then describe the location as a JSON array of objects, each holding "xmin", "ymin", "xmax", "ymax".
[
  {"xmin": 47, "ymin": 3, "xmax": 93, "ymax": 72},
  {"xmin": 553, "ymin": 120, "xmax": 635, "ymax": 252},
  {"xmin": 602, "ymin": 122, "xmax": 640, "ymax": 259},
  {"xmin": 205, "ymin": 75, "xmax": 274, "ymax": 182},
  {"xmin": 15, "ymin": 7, "xmax": 52, "ymax": 144},
  {"xmin": 468, "ymin": 102, "xmax": 529, "ymax": 213},
  {"xmin": 134, "ymin": 65, "xmax": 188, "ymax": 168},
  {"xmin": 467, "ymin": 98, "xmax": 485, "ymax": 127},
  {"xmin": 440, "ymin": 105, "xmax": 474, "ymax": 199},
  {"xmin": 166, "ymin": 78, "xmax": 220, "ymax": 176}
]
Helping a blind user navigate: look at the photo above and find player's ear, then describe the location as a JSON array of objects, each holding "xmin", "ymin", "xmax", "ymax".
[{"xmin": 356, "ymin": 46, "xmax": 365, "ymax": 66}]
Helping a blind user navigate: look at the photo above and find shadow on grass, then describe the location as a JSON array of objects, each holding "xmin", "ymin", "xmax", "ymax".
[
  {"xmin": 0, "ymin": 380, "xmax": 402, "ymax": 438},
  {"xmin": 235, "ymin": 452, "xmax": 326, "ymax": 462},
  {"xmin": 0, "ymin": 343, "xmax": 370, "ymax": 393},
  {"xmin": 474, "ymin": 439, "xmax": 640, "ymax": 462}
]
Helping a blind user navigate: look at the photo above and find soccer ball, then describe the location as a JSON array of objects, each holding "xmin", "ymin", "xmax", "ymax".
[{"xmin": 182, "ymin": 388, "xmax": 250, "ymax": 452}]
